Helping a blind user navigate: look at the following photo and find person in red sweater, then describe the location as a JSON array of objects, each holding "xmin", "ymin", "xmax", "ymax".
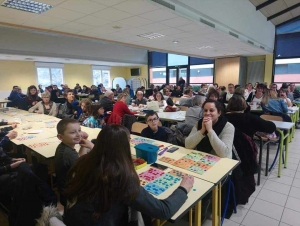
[{"xmin": 113, "ymin": 93, "xmax": 139, "ymax": 120}]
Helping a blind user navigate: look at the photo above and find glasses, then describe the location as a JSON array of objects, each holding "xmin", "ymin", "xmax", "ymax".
[{"xmin": 147, "ymin": 117, "xmax": 159, "ymax": 123}]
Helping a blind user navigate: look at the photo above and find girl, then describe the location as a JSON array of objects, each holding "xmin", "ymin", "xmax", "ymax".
[
  {"xmin": 28, "ymin": 92, "xmax": 57, "ymax": 116},
  {"xmin": 63, "ymin": 125, "xmax": 194, "ymax": 226},
  {"xmin": 164, "ymin": 98, "xmax": 177, "ymax": 112},
  {"xmin": 185, "ymin": 99, "xmax": 234, "ymax": 158},
  {"xmin": 82, "ymin": 104, "xmax": 106, "ymax": 128},
  {"xmin": 279, "ymin": 88, "xmax": 292, "ymax": 107},
  {"xmin": 78, "ymin": 99, "xmax": 92, "ymax": 124},
  {"xmin": 246, "ymin": 83, "xmax": 264, "ymax": 104},
  {"xmin": 24, "ymin": 85, "xmax": 41, "ymax": 109},
  {"xmin": 154, "ymin": 92, "xmax": 167, "ymax": 108}
]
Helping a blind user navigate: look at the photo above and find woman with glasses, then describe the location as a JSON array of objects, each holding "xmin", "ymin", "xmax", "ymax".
[
  {"xmin": 28, "ymin": 92, "xmax": 57, "ymax": 116},
  {"xmin": 141, "ymin": 112, "xmax": 167, "ymax": 142}
]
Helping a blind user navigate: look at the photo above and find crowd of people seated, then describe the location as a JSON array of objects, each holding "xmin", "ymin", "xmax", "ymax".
[{"xmin": 2, "ymin": 80, "xmax": 300, "ymax": 225}]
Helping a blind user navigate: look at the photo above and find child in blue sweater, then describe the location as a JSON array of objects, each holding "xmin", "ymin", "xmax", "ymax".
[{"xmin": 82, "ymin": 104, "xmax": 106, "ymax": 128}]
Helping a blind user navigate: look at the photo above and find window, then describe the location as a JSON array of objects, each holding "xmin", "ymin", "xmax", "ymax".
[
  {"xmin": 190, "ymin": 64, "xmax": 214, "ymax": 84},
  {"xmin": 274, "ymin": 58, "xmax": 300, "ymax": 83},
  {"xmin": 92, "ymin": 66, "xmax": 111, "ymax": 88},
  {"xmin": 149, "ymin": 67, "xmax": 166, "ymax": 85},
  {"xmin": 36, "ymin": 63, "xmax": 64, "ymax": 87}
]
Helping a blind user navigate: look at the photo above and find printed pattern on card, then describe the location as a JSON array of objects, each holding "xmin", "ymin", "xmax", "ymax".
[
  {"xmin": 139, "ymin": 179, "xmax": 149, "ymax": 186},
  {"xmin": 173, "ymin": 157, "xmax": 196, "ymax": 169},
  {"xmin": 203, "ymin": 155, "xmax": 220, "ymax": 162},
  {"xmin": 159, "ymin": 156, "xmax": 176, "ymax": 164},
  {"xmin": 16, "ymin": 135, "xmax": 36, "ymax": 141},
  {"xmin": 185, "ymin": 152, "xmax": 206, "ymax": 162},
  {"xmin": 169, "ymin": 169, "xmax": 189, "ymax": 178},
  {"xmin": 139, "ymin": 168, "xmax": 165, "ymax": 182},
  {"xmin": 187, "ymin": 165, "xmax": 205, "ymax": 175},
  {"xmin": 152, "ymin": 173, "xmax": 181, "ymax": 189},
  {"xmin": 130, "ymin": 137, "xmax": 156, "ymax": 147},
  {"xmin": 28, "ymin": 142, "xmax": 51, "ymax": 149},
  {"xmin": 144, "ymin": 183, "xmax": 166, "ymax": 196}
]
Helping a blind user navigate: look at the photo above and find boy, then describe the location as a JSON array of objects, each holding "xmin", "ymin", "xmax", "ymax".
[
  {"xmin": 54, "ymin": 118, "xmax": 94, "ymax": 206},
  {"xmin": 141, "ymin": 112, "xmax": 167, "ymax": 142}
]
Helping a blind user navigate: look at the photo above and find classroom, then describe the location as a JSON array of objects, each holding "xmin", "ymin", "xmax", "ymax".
[{"xmin": 0, "ymin": 0, "xmax": 300, "ymax": 226}]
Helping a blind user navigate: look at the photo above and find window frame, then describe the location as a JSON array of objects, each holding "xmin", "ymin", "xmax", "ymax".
[
  {"xmin": 92, "ymin": 65, "xmax": 111, "ymax": 88},
  {"xmin": 35, "ymin": 62, "xmax": 64, "ymax": 86}
]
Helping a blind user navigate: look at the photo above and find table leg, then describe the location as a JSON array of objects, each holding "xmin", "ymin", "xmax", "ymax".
[
  {"xmin": 219, "ymin": 182, "xmax": 221, "ymax": 224},
  {"xmin": 212, "ymin": 184, "xmax": 221, "ymax": 226},
  {"xmin": 155, "ymin": 219, "xmax": 160, "ymax": 226},
  {"xmin": 284, "ymin": 131, "xmax": 290, "ymax": 169},
  {"xmin": 277, "ymin": 129, "xmax": 284, "ymax": 178},
  {"xmin": 194, "ymin": 201, "xmax": 201, "ymax": 226},
  {"xmin": 189, "ymin": 208, "xmax": 193, "ymax": 226}
]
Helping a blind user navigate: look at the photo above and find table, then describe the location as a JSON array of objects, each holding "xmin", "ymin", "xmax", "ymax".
[
  {"xmin": 137, "ymin": 165, "xmax": 214, "ymax": 225},
  {"xmin": 77, "ymin": 94, "xmax": 89, "ymax": 100},
  {"xmin": 287, "ymin": 106, "xmax": 299, "ymax": 140},
  {"xmin": 250, "ymin": 106, "xmax": 263, "ymax": 113},
  {"xmin": 0, "ymin": 99, "xmax": 11, "ymax": 107},
  {"xmin": 270, "ymin": 121, "xmax": 294, "ymax": 177},
  {"xmin": 135, "ymin": 111, "xmax": 186, "ymax": 122}
]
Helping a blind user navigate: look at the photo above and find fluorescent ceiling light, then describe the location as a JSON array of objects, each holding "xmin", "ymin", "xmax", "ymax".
[
  {"xmin": 275, "ymin": 58, "xmax": 300, "ymax": 64},
  {"xmin": 1, "ymin": 0, "xmax": 53, "ymax": 14},
  {"xmin": 173, "ymin": 40, "xmax": 179, "ymax": 44},
  {"xmin": 190, "ymin": 64, "xmax": 214, "ymax": 69},
  {"xmin": 197, "ymin": 46, "xmax": 213, "ymax": 49},
  {"xmin": 137, "ymin": 32, "xmax": 165, "ymax": 39}
]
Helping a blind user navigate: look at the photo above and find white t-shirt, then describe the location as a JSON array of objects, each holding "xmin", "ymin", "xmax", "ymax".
[
  {"xmin": 226, "ymin": 92, "xmax": 233, "ymax": 101},
  {"xmin": 252, "ymin": 96, "xmax": 262, "ymax": 103}
]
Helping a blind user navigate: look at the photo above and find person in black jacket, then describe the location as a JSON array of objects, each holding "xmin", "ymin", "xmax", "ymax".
[
  {"xmin": 64, "ymin": 125, "xmax": 194, "ymax": 226},
  {"xmin": 100, "ymin": 90, "xmax": 114, "ymax": 112}
]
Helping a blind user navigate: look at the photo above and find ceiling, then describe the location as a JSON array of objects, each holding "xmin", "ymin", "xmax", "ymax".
[
  {"xmin": 0, "ymin": 0, "xmax": 270, "ymax": 60},
  {"xmin": 0, "ymin": 53, "xmax": 143, "ymax": 66},
  {"xmin": 249, "ymin": 0, "xmax": 300, "ymax": 26}
]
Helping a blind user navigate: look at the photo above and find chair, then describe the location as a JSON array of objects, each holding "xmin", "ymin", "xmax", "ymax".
[
  {"xmin": 131, "ymin": 122, "xmax": 148, "ymax": 134},
  {"xmin": 172, "ymin": 97, "xmax": 180, "ymax": 104},
  {"xmin": 254, "ymin": 115, "xmax": 282, "ymax": 185},
  {"xmin": 179, "ymin": 106, "xmax": 188, "ymax": 111}
]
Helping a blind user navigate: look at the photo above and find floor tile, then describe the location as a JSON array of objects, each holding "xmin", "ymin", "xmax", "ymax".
[
  {"xmin": 202, "ymin": 219, "xmax": 212, "ymax": 226},
  {"xmin": 285, "ymin": 196, "xmax": 300, "ymax": 213},
  {"xmin": 240, "ymin": 196, "xmax": 255, "ymax": 209},
  {"xmin": 287, "ymin": 153, "xmax": 300, "ymax": 159},
  {"xmin": 271, "ymin": 168, "xmax": 296, "ymax": 178},
  {"xmin": 279, "ymin": 223, "xmax": 291, "ymax": 226},
  {"xmin": 222, "ymin": 219, "xmax": 240, "ymax": 226},
  {"xmin": 263, "ymin": 180, "xmax": 291, "ymax": 195},
  {"xmin": 251, "ymin": 186, "xmax": 262, "ymax": 198},
  {"xmin": 250, "ymin": 199, "xmax": 284, "ymax": 220},
  {"xmin": 286, "ymin": 158, "xmax": 300, "ymax": 165},
  {"xmin": 268, "ymin": 175, "xmax": 294, "ymax": 186},
  {"xmin": 257, "ymin": 188, "xmax": 288, "ymax": 206},
  {"xmin": 289, "ymin": 186, "xmax": 300, "ymax": 199},
  {"xmin": 230, "ymin": 206, "xmax": 248, "ymax": 224},
  {"xmin": 294, "ymin": 171, "xmax": 300, "ymax": 179},
  {"xmin": 292, "ymin": 178, "xmax": 300, "ymax": 188},
  {"xmin": 281, "ymin": 208, "xmax": 300, "ymax": 226},
  {"xmin": 241, "ymin": 210, "xmax": 279, "ymax": 226},
  {"xmin": 275, "ymin": 163, "xmax": 298, "ymax": 171}
]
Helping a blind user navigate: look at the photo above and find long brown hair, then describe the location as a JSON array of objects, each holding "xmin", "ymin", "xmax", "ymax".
[{"xmin": 64, "ymin": 125, "xmax": 140, "ymax": 215}]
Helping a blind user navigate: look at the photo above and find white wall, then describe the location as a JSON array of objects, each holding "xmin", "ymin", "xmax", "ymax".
[{"xmin": 168, "ymin": 0, "xmax": 275, "ymax": 51}]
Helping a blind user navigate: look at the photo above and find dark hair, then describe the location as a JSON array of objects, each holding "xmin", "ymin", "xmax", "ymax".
[
  {"xmin": 57, "ymin": 118, "xmax": 79, "ymax": 134},
  {"xmin": 64, "ymin": 90, "xmax": 74, "ymax": 98},
  {"xmin": 126, "ymin": 85, "xmax": 130, "ymax": 88},
  {"xmin": 166, "ymin": 98, "xmax": 174, "ymax": 106},
  {"xmin": 228, "ymin": 83, "xmax": 234, "ymax": 87},
  {"xmin": 213, "ymin": 83, "xmax": 218, "ymax": 87},
  {"xmin": 256, "ymin": 83, "xmax": 265, "ymax": 89},
  {"xmin": 202, "ymin": 99, "xmax": 224, "ymax": 114},
  {"xmin": 154, "ymin": 92, "xmax": 164, "ymax": 101},
  {"xmin": 207, "ymin": 89, "xmax": 219, "ymax": 99},
  {"xmin": 184, "ymin": 89, "xmax": 192, "ymax": 95},
  {"xmin": 27, "ymin": 85, "xmax": 39, "ymax": 100},
  {"xmin": 145, "ymin": 111, "xmax": 159, "ymax": 121},
  {"xmin": 13, "ymin": 86, "xmax": 18, "ymax": 89},
  {"xmin": 227, "ymin": 95, "xmax": 247, "ymax": 112},
  {"xmin": 220, "ymin": 86, "xmax": 226, "ymax": 91},
  {"xmin": 234, "ymin": 85, "xmax": 240, "ymax": 89},
  {"xmin": 90, "ymin": 104, "xmax": 104, "ymax": 119},
  {"xmin": 65, "ymin": 125, "xmax": 140, "ymax": 215}
]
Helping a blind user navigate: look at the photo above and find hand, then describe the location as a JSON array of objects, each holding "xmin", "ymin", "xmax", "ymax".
[
  {"xmin": 74, "ymin": 111, "xmax": 77, "ymax": 115},
  {"xmin": 8, "ymin": 122, "xmax": 19, "ymax": 125},
  {"xmin": 204, "ymin": 117, "xmax": 213, "ymax": 132},
  {"xmin": 180, "ymin": 175, "xmax": 194, "ymax": 193},
  {"xmin": 138, "ymin": 104, "xmax": 144, "ymax": 108},
  {"xmin": 6, "ymin": 131, "xmax": 17, "ymax": 140},
  {"xmin": 80, "ymin": 139, "xmax": 94, "ymax": 149},
  {"xmin": 80, "ymin": 131, "xmax": 88, "ymax": 139},
  {"xmin": 200, "ymin": 118, "xmax": 207, "ymax": 135},
  {"xmin": 12, "ymin": 158, "xmax": 26, "ymax": 162},
  {"xmin": 106, "ymin": 111, "xmax": 112, "ymax": 115},
  {"xmin": 10, "ymin": 159, "xmax": 25, "ymax": 169},
  {"xmin": 11, "ymin": 123, "xmax": 18, "ymax": 129}
]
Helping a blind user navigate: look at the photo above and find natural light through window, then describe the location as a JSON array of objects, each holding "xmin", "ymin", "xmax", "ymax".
[
  {"xmin": 92, "ymin": 66, "xmax": 111, "ymax": 88},
  {"xmin": 36, "ymin": 63, "xmax": 64, "ymax": 87}
]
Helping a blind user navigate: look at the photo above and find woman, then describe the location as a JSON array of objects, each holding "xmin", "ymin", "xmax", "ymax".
[
  {"xmin": 163, "ymin": 88, "xmax": 171, "ymax": 100},
  {"xmin": 261, "ymin": 89, "xmax": 291, "ymax": 122},
  {"xmin": 78, "ymin": 98, "xmax": 92, "ymax": 124},
  {"xmin": 246, "ymin": 83, "xmax": 264, "ymax": 104},
  {"xmin": 122, "ymin": 89, "xmax": 132, "ymax": 106},
  {"xmin": 113, "ymin": 93, "xmax": 138, "ymax": 119},
  {"xmin": 63, "ymin": 125, "xmax": 194, "ymax": 226},
  {"xmin": 185, "ymin": 99, "xmax": 234, "ymax": 158},
  {"xmin": 28, "ymin": 92, "xmax": 57, "ymax": 116},
  {"xmin": 133, "ymin": 91, "xmax": 147, "ymax": 107},
  {"xmin": 244, "ymin": 83, "xmax": 253, "ymax": 100},
  {"xmin": 279, "ymin": 88, "xmax": 292, "ymax": 107},
  {"xmin": 24, "ymin": 85, "xmax": 42, "ymax": 109},
  {"xmin": 154, "ymin": 92, "xmax": 167, "ymax": 108},
  {"xmin": 185, "ymin": 95, "xmax": 206, "ymax": 125},
  {"xmin": 60, "ymin": 90, "xmax": 78, "ymax": 118}
]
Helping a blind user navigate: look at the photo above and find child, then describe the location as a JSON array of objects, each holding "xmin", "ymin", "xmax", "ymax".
[
  {"xmin": 54, "ymin": 118, "xmax": 94, "ymax": 206},
  {"xmin": 141, "ymin": 111, "xmax": 167, "ymax": 142},
  {"xmin": 82, "ymin": 104, "xmax": 106, "ymax": 128},
  {"xmin": 164, "ymin": 98, "xmax": 177, "ymax": 112},
  {"xmin": 78, "ymin": 98, "xmax": 92, "ymax": 124}
]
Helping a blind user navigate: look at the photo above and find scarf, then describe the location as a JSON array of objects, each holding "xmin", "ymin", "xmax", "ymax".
[{"xmin": 196, "ymin": 115, "xmax": 228, "ymax": 153}]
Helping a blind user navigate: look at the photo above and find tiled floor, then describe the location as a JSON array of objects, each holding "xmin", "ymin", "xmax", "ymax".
[
  {"xmin": 166, "ymin": 130, "xmax": 300, "ymax": 226},
  {"xmin": 2, "ymin": 131, "xmax": 300, "ymax": 226}
]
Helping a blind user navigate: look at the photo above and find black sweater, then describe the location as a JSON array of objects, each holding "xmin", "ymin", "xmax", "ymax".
[{"xmin": 225, "ymin": 113, "xmax": 276, "ymax": 138}]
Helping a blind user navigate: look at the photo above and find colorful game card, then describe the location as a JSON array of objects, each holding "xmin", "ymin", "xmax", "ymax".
[
  {"xmin": 152, "ymin": 173, "xmax": 181, "ymax": 189},
  {"xmin": 139, "ymin": 168, "xmax": 165, "ymax": 182},
  {"xmin": 169, "ymin": 169, "xmax": 189, "ymax": 178},
  {"xmin": 185, "ymin": 152, "xmax": 206, "ymax": 162},
  {"xmin": 130, "ymin": 137, "xmax": 156, "ymax": 147},
  {"xmin": 159, "ymin": 156, "xmax": 176, "ymax": 164},
  {"xmin": 203, "ymin": 155, "xmax": 220, "ymax": 162},
  {"xmin": 28, "ymin": 142, "xmax": 51, "ymax": 149},
  {"xmin": 172, "ymin": 157, "xmax": 196, "ymax": 169},
  {"xmin": 139, "ymin": 179, "xmax": 149, "ymax": 187},
  {"xmin": 193, "ymin": 162, "xmax": 212, "ymax": 171},
  {"xmin": 144, "ymin": 183, "xmax": 165, "ymax": 196},
  {"xmin": 16, "ymin": 135, "xmax": 36, "ymax": 141},
  {"xmin": 187, "ymin": 165, "xmax": 205, "ymax": 175}
]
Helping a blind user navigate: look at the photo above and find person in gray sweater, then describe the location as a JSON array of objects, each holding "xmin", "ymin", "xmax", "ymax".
[
  {"xmin": 179, "ymin": 89, "xmax": 193, "ymax": 107},
  {"xmin": 185, "ymin": 99, "xmax": 234, "ymax": 158},
  {"xmin": 28, "ymin": 92, "xmax": 57, "ymax": 116},
  {"xmin": 185, "ymin": 95, "xmax": 206, "ymax": 125}
]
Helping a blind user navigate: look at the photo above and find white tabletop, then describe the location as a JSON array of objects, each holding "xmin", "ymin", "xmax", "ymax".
[
  {"xmin": 0, "ymin": 100, "xmax": 11, "ymax": 103},
  {"xmin": 136, "ymin": 165, "xmax": 214, "ymax": 222},
  {"xmin": 135, "ymin": 111, "xmax": 186, "ymax": 122},
  {"xmin": 271, "ymin": 121, "xmax": 294, "ymax": 130}
]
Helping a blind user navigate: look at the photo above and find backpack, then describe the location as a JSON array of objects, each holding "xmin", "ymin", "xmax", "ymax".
[{"xmin": 162, "ymin": 126, "xmax": 178, "ymax": 145}]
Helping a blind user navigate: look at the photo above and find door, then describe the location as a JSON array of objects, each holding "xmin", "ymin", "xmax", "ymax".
[{"xmin": 168, "ymin": 66, "xmax": 188, "ymax": 85}]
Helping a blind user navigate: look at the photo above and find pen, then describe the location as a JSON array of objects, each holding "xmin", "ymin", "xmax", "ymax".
[{"xmin": 158, "ymin": 147, "xmax": 168, "ymax": 156}]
